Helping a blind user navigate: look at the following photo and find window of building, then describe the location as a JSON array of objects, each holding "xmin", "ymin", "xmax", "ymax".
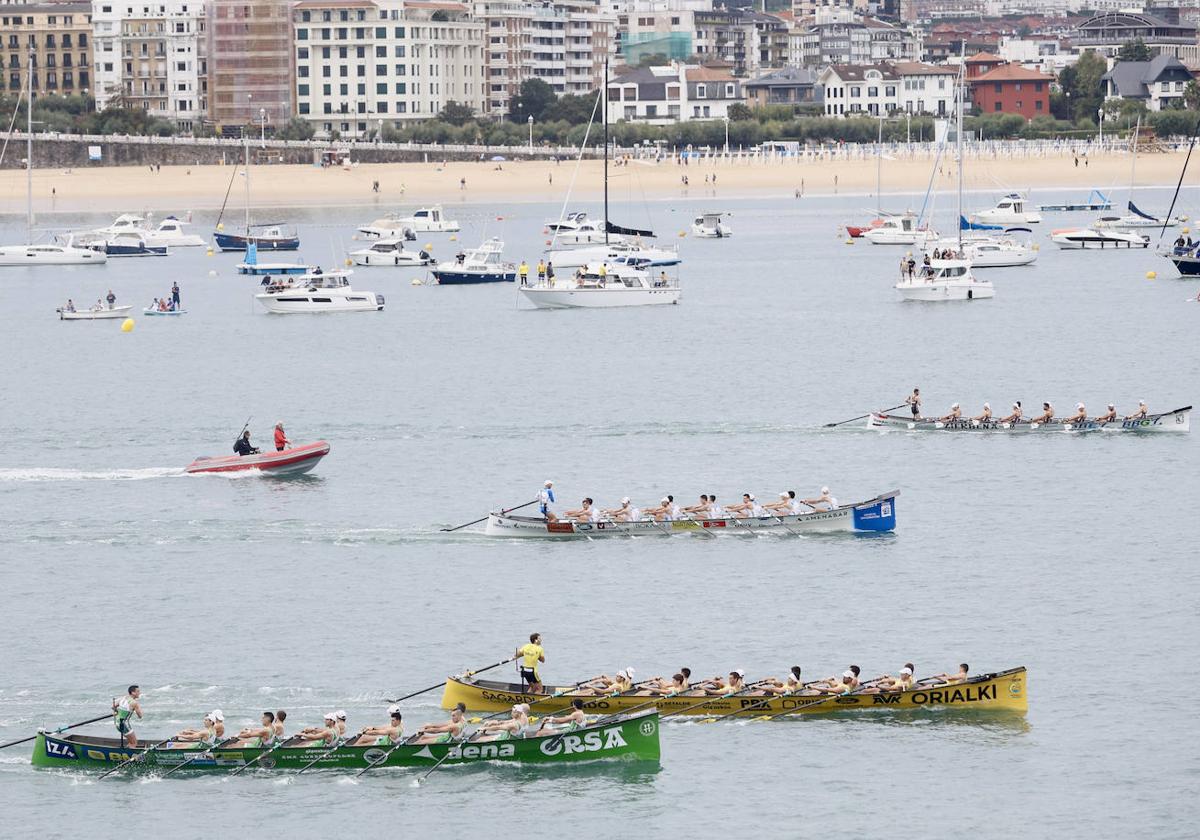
[
  {"xmin": 376, "ymin": 82, "xmax": 386, "ymax": 94},
  {"xmin": 885, "ymin": 85, "xmax": 895, "ymax": 96},
  {"xmin": 867, "ymin": 86, "xmax": 877, "ymax": 97},
  {"xmin": 299, "ymin": 102, "xmax": 310, "ymax": 114},
  {"xmin": 377, "ymin": 102, "xmax": 388, "ymax": 113},
  {"xmin": 1015, "ymin": 82, "xmax": 1022, "ymax": 91},
  {"xmin": 376, "ymin": 64, "xmax": 386, "ymax": 74},
  {"xmin": 993, "ymin": 82, "xmax": 1001, "ymax": 93},
  {"xmin": 1015, "ymin": 100, "xmax": 1022, "ymax": 109},
  {"xmin": 299, "ymin": 66, "xmax": 309, "ymax": 77},
  {"xmin": 1035, "ymin": 81, "xmax": 1043, "ymax": 92},
  {"xmin": 298, "ymin": 83, "xmax": 309, "ymax": 96},
  {"xmin": 297, "ymin": 28, "xmax": 308, "ymax": 40},
  {"xmin": 696, "ymin": 83, "xmax": 706, "ymax": 98},
  {"xmin": 993, "ymin": 101, "xmax": 1001, "ymax": 111},
  {"xmin": 1035, "ymin": 100, "xmax": 1043, "ymax": 111},
  {"xmin": 850, "ymin": 86, "xmax": 860, "ymax": 97}
]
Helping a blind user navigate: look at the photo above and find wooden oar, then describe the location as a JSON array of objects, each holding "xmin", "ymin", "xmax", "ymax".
[
  {"xmin": 387, "ymin": 656, "xmax": 516, "ymax": 703},
  {"xmin": 441, "ymin": 500, "xmax": 537, "ymax": 532},
  {"xmin": 466, "ymin": 675, "xmax": 605, "ymax": 724},
  {"xmin": 412, "ymin": 731, "xmax": 472, "ymax": 786},
  {"xmin": 98, "ymin": 734, "xmax": 177, "ymax": 779},
  {"xmin": 160, "ymin": 737, "xmax": 239, "ymax": 777},
  {"xmin": 228, "ymin": 735, "xmax": 298, "ymax": 777},
  {"xmin": 699, "ymin": 679, "xmax": 829, "ymax": 723},
  {"xmin": 755, "ymin": 675, "xmax": 888, "ymax": 722},
  {"xmin": 825, "ymin": 403, "xmax": 906, "ymax": 428},
  {"xmin": 294, "ymin": 735, "xmax": 346, "ymax": 775},
  {"xmin": 0, "ymin": 712, "xmax": 113, "ymax": 750}
]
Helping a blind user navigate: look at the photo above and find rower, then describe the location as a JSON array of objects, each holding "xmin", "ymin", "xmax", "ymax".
[
  {"xmin": 1094, "ymin": 403, "xmax": 1118, "ymax": 423},
  {"xmin": 539, "ymin": 480, "xmax": 557, "ymax": 522},
  {"xmin": 273, "ymin": 422, "xmax": 290, "ymax": 452},
  {"xmin": 762, "ymin": 492, "xmax": 792, "ymax": 515},
  {"xmin": 905, "ymin": 387, "xmax": 922, "ymax": 420},
  {"xmin": 646, "ymin": 673, "xmax": 691, "ymax": 695},
  {"xmin": 335, "ymin": 710, "xmax": 348, "ymax": 737},
  {"xmin": 112, "ymin": 685, "xmax": 143, "ymax": 748},
  {"xmin": 938, "ymin": 403, "xmax": 962, "ymax": 422},
  {"xmin": 602, "ymin": 497, "xmax": 638, "ymax": 522},
  {"xmin": 607, "ymin": 668, "xmax": 635, "ymax": 694},
  {"xmin": 706, "ymin": 669, "xmax": 748, "ymax": 695},
  {"xmin": 1000, "ymin": 401, "xmax": 1023, "ymax": 424},
  {"xmin": 802, "ymin": 487, "xmax": 837, "ymax": 511},
  {"xmin": 351, "ymin": 706, "xmax": 404, "ymax": 746},
  {"xmin": 232, "ymin": 711, "xmax": 276, "ymax": 747},
  {"xmin": 171, "ymin": 710, "xmax": 224, "ymax": 746},
  {"xmin": 929, "ymin": 664, "xmax": 969, "ymax": 685},
  {"xmin": 537, "ymin": 699, "xmax": 587, "ymax": 733},
  {"xmin": 414, "ymin": 703, "xmax": 467, "ymax": 744},
  {"xmin": 1126, "ymin": 400, "xmax": 1148, "ymax": 420},
  {"xmin": 516, "ymin": 632, "xmax": 545, "ymax": 693},
  {"xmin": 1032, "ymin": 402, "xmax": 1054, "ymax": 424},
  {"xmin": 1063, "ymin": 402, "xmax": 1087, "ymax": 425},
  {"xmin": 273, "ymin": 710, "xmax": 287, "ymax": 740},
  {"xmin": 863, "ymin": 664, "xmax": 916, "ymax": 693},
  {"xmin": 476, "ymin": 704, "xmax": 529, "ymax": 742},
  {"xmin": 297, "ymin": 713, "xmax": 339, "ymax": 747},
  {"xmin": 973, "ymin": 403, "xmax": 993, "ymax": 422},
  {"xmin": 234, "ymin": 430, "xmax": 259, "ymax": 456},
  {"xmin": 562, "ymin": 498, "xmax": 598, "ymax": 523},
  {"xmin": 681, "ymin": 495, "xmax": 709, "ymax": 518},
  {"xmin": 643, "ymin": 496, "xmax": 675, "ymax": 522},
  {"xmin": 707, "ymin": 495, "xmax": 724, "ymax": 519},
  {"xmin": 760, "ymin": 666, "xmax": 806, "ymax": 695},
  {"xmin": 724, "ymin": 493, "xmax": 755, "ymax": 517}
]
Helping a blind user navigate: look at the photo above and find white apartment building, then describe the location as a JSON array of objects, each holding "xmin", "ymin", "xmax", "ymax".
[
  {"xmin": 789, "ymin": 16, "xmax": 921, "ymax": 67},
  {"xmin": 818, "ymin": 61, "xmax": 955, "ymax": 116},
  {"xmin": 90, "ymin": 0, "xmax": 206, "ymax": 129},
  {"xmin": 293, "ymin": 0, "xmax": 485, "ymax": 138},
  {"xmin": 607, "ymin": 62, "xmax": 742, "ymax": 123},
  {"xmin": 474, "ymin": 0, "xmax": 614, "ymax": 120}
]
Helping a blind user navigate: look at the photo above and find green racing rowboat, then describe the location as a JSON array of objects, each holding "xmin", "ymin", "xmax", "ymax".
[{"xmin": 31, "ymin": 709, "xmax": 660, "ymax": 773}]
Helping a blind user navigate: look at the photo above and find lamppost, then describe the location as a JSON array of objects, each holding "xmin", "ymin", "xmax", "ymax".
[
  {"xmin": 1097, "ymin": 108, "xmax": 1104, "ymax": 145},
  {"xmin": 723, "ymin": 115, "xmax": 729, "ymax": 155},
  {"xmin": 259, "ymin": 107, "xmax": 266, "ymax": 147},
  {"xmin": 528, "ymin": 114, "xmax": 534, "ymax": 154}
]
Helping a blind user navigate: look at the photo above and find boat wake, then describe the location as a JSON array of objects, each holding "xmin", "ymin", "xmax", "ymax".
[{"xmin": 0, "ymin": 467, "xmax": 183, "ymax": 483}]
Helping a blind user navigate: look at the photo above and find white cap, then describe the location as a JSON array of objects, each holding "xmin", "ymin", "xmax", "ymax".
[
  {"xmin": 211, "ymin": 709, "xmax": 224, "ymax": 722},
  {"xmin": 983, "ymin": 403, "xmax": 990, "ymax": 409},
  {"xmin": 1108, "ymin": 403, "xmax": 1115, "ymax": 409},
  {"xmin": 748, "ymin": 494, "xmax": 755, "ymax": 501},
  {"xmin": 952, "ymin": 402, "xmax": 959, "ymax": 409},
  {"xmin": 842, "ymin": 670, "xmax": 854, "ymax": 679},
  {"xmin": 1012, "ymin": 403, "xmax": 1019, "ymax": 408},
  {"xmin": 899, "ymin": 667, "xmax": 913, "ymax": 676},
  {"xmin": 621, "ymin": 496, "xmax": 630, "ymax": 504},
  {"xmin": 544, "ymin": 479, "xmax": 553, "ymax": 487},
  {"xmin": 821, "ymin": 486, "xmax": 830, "ymax": 495},
  {"xmin": 336, "ymin": 710, "xmax": 347, "ymax": 720},
  {"xmin": 779, "ymin": 492, "xmax": 789, "ymax": 498},
  {"xmin": 323, "ymin": 712, "xmax": 337, "ymax": 722},
  {"xmin": 387, "ymin": 704, "xmax": 401, "ymax": 715},
  {"xmin": 275, "ymin": 421, "xmax": 284, "ymax": 427},
  {"xmin": 1077, "ymin": 403, "xmax": 1084, "ymax": 410},
  {"xmin": 732, "ymin": 668, "xmax": 745, "ymax": 678},
  {"xmin": 1139, "ymin": 399, "xmax": 1146, "ymax": 405},
  {"xmin": 203, "ymin": 713, "xmax": 214, "ymax": 722},
  {"xmin": 513, "ymin": 703, "xmax": 529, "ymax": 714},
  {"xmin": 661, "ymin": 497, "xmax": 669, "ymax": 504}
]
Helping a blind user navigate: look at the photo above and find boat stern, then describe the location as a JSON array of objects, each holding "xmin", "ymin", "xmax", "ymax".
[{"xmin": 852, "ymin": 492, "xmax": 897, "ymax": 532}]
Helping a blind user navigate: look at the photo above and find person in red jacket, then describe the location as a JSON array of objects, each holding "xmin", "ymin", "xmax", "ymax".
[{"xmin": 273, "ymin": 422, "xmax": 290, "ymax": 452}]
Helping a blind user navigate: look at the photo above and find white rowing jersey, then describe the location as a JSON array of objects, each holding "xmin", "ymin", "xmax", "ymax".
[
  {"xmin": 709, "ymin": 505, "xmax": 724, "ymax": 519},
  {"xmin": 538, "ymin": 488, "xmax": 555, "ymax": 514},
  {"xmin": 751, "ymin": 504, "xmax": 765, "ymax": 517},
  {"xmin": 629, "ymin": 507, "xmax": 641, "ymax": 521},
  {"xmin": 788, "ymin": 500, "xmax": 803, "ymax": 515},
  {"xmin": 669, "ymin": 504, "xmax": 681, "ymax": 520}
]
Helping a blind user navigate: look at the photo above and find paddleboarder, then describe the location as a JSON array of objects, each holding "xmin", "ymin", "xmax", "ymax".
[
  {"xmin": 112, "ymin": 685, "xmax": 143, "ymax": 748},
  {"xmin": 516, "ymin": 632, "xmax": 545, "ymax": 693}
]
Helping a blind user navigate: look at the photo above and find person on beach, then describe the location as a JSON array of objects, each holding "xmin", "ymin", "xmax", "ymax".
[
  {"xmin": 516, "ymin": 633, "xmax": 545, "ymax": 692},
  {"xmin": 113, "ymin": 685, "xmax": 143, "ymax": 747},
  {"xmin": 273, "ymin": 422, "xmax": 290, "ymax": 451}
]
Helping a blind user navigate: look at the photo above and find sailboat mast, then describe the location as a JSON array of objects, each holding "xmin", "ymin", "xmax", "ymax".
[
  {"xmin": 26, "ymin": 50, "xmax": 33, "ymax": 244},
  {"xmin": 1129, "ymin": 115, "xmax": 1140, "ymax": 203},
  {"xmin": 876, "ymin": 117, "xmax": 882, "ymax": 216},
  {"xmin": 243, "ymin": 132, "xmax": 251, "ymax": 233},
  {"xmin": 956, "ymin": 62, "xmax": 964, "ymax": 251},
  {"xmin": 603, "ymin": 59, "xmax": 609, "ymax": 246}
]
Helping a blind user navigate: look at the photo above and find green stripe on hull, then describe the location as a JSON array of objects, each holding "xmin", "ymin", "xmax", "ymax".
[{"xmin": 31, "ymin": 712, "xmax": 660, "ymax": 772}]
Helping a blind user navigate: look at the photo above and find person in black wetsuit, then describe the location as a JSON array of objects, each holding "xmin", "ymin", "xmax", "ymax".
[{"xmin": 234, "ymin": 430, "xmax": 260, "ymax": 456}]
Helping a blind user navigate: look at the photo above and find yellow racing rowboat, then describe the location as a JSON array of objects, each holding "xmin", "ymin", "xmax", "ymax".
[{"xmin": 441, "ymin": 667, "xmax": 1028, "ymax": 717}]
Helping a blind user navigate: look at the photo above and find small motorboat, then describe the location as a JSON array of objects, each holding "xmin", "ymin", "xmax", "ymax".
[
  {"xmin": 214, "ymin": 223, "xmax": 300, "ymax": 252},
  {"xmin": 142, "ymin": 306, "xmax": 187, "ymax": 316},
  {"xmin": 691, "ymin": 211, "xmax": 732, "ymax": 238},
  {"xmin": 349, "ymin": 238, "xmax": 432, "ymax": 267},
  {"xmin": 895, "ymin": 258, "xmax": 994, "ymax": 301},
  {"xmin": 863, "ymin": 214, "xmax": 937, "ymax": 245},
  {"xmin": 972, "ymin": 193, "xmax": 1042, "ymax": 226},
  {"xmin": 519, "ymin": 263, "xmax": 679, "ymax": 309},
  {"xmin": 151, "ymin": 216, "xmax": 206, "ymax": 247},
  {"xmin": 1050, "ymin": 228, "xmax": 1149, "ymax": 250},
  {"xmin": 359, "ymin": 206, "xmax": 458, "ymax": 238},
  {"xmin": 431, "ymin": 237, "xmax": 515, "ymax": 284},
  {"xmin": 927, "ymin": 232, "xmax": 1037, "ymax": 268},
  {"xmin": 76, "ymin": 231, "xmax": 167, "ymax": 257},
  {"xmin": 58, "ymin": 304, "xmax": 134, "ymax": 320},
  {"xmin": 255, "ymin": 271, "xmax": 383, "ymax": 313},
  {"xmin": 185, "ymin": 441, "xmax": 331, "ymax": 476}
]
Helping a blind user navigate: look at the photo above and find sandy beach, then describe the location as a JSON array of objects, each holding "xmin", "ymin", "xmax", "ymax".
[{"xmin": 0, "ymin": 149, "xmax": 1192, "ymax": 215}]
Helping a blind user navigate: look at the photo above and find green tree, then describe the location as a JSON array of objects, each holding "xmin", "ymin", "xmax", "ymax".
[
  {"xmin": 437, "ymin": 100, "xmax": 476, "ymax": 126},
  {"xmin": 635, "ymin": 52, "xmax": 670, "ymax": 68},
  {"xmin": 1116, "ymin": 38, "xmax": 1152, "ymax": 62},
  {"xmin": 510, "ymin": 78, "xmax": 556, "ymax": 123},
  {"xmin": 726, "ymin": 102, "xmax": 754, "ymax": 121},
  {"xmin": 275, "ymin": 117, "xmax": 315, "ymax": 141},
  {"xmin": 543, "ymin": 92, "xmax": 599, "ymax": 124},
  {"xmin": 1057, "ymin": 50, "xmax": 1106, "ymax": 122},
  {"xmin": 1184, "ymin": 80, "xmax": 1200, "ymax": 111}
]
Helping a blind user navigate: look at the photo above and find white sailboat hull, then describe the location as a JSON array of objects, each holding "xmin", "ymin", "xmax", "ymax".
[
  {"xmin": 520, "ymin": 286, "xmax": 680, "ymax": 309},
  {"xmin": 0, "ymin": 245, "xmax": 108, "ymax": 266}
]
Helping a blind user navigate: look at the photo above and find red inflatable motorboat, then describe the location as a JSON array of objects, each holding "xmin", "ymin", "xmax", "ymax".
[{"xmin": 185, "ymin": 441, "xmax": 330, "ymax": 476}]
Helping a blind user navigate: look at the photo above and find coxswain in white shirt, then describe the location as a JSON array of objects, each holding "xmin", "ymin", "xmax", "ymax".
[{"xmin": 539, "ymin": 479, "xmax": 557, "ymax": 522}]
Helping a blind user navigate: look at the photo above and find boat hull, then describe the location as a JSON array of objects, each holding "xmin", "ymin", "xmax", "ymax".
[
  {"xmin": 214, "ymin": 232, "xmax": 300, "ymax": 252},
  {"xmin": 255, "ymin": 292, "xmax": 384, "ymax": 313},
  {"xmin": 1050, "ymin": 229, "xmax": 1148, "ymax": 249},
  {"xmin": 0, "ymin": 246, "xmax": 108, "ymax": 266},
  {"xmin": 868, "ymin": 408, "xmax": 1190, "ymax": 433},
  {"xmin": 185, "ymin": 441, "xmax": 331, "ymax": 475},
  {"xmin": 519, "ymin": 287, "xmax": 680, "ymax": 308},
  {"xmin": 31, "ymin": 710, "xmax": 659, "ymax": 772},
  {"xmin": 895, "ymin": 281, "xmax": 994, "ymax": 301},
  {"xmin": 485, "ymin": 491, "xmax": 898, "ymax": 537},
  {"xmin": 142, "ymin": 308, "xmax": 186, "ymax": 316},
  {"xmin": 352, "ymin": 252, "xmax": 431, "ymax": 267},
  {"xmin": 433, "ymin": 270, "xmax": 515, "ymax": 285},
  {"xmin": 58, "ymin": 306, "xmax": 133, "ymax": 320},
  {"xmin": 441, "ymin": 669, "xmax": 1027, "ymax": 717}
]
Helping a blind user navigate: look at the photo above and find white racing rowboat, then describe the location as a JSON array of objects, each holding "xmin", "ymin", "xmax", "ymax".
[
  {"xmin": 867, "ymin": 407, "xmax": 1190, "ymax": 434},
  {"xmin": 484, "ymin": 491, "xmax": 898, "ymax": 537}
]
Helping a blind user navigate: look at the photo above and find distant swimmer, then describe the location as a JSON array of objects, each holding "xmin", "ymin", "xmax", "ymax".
[
  {"xmin": 516, "ymin": 632, "xmax": 545, "ymax": 693},
  {"xmin": 539, "ymin": 479, "xmax": 556, "ymax": 522},
  {"xmin": 973, "ymin": 403, "xmax": 993, "ymax": 422},
  {"xmin": 1000, "ymin": 401, "xmax": 1023, "ymax": 424},
  {"xmin": 234, "ymin": 430, "xmax": 259, "ymax": 456},
  {"xmin": 351, "ymin": 706, "xmax": 403, "ymax": 746},
  {"xmin": 905, "ymin": 387, "xmax": 922, "ymax": 419},
  {"xmin": 414, "ymin": 703, "xmax": 467, "ymax": 744},
  {"xmin": 232, "ymin": 711, "xmax": 277, "ymax": 748},
  {"xmin": 537, "ymin": 698, "xmax": 587, "ymax": 733},
  {"xmin": 1063, "ymin": 403, "xmax": 1087, "ymax": 425},
  {"xmin": 476, "ymin": 704, "xmax": 529, "ymax": 742},
  {"xmin": 1094, "ymin": 403, "xmax": 1118, "ymax": 423},
  {"xmin": 938, "ymin": 403, "xmax": 962, "ymax": 422},
  {"xmin": 113, "ymin": 685, "xmax": 143, "ymax": 747},
  {"xmin": 1032, "ymin": 402, "xmax": 1054, "ymax": 424},
  {"xmin": 1126, "ymin": 400, "xmax": 1149, "ymax": 420},
  {"xmin": 802, "ymin": 486, "xmax": 837, "ymax": 511},
  {"xmin": 929, "ymin": 663, "xmax": 969, "ymax": 685},
  {"xmin": 273, "ymin": 421, "xmax": 290, "ymax": 451}
]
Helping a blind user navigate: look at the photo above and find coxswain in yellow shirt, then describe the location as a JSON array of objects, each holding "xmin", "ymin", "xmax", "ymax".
[{"xmin": 516, "ymin": 632, "xmax": 545, "ymax": 693}]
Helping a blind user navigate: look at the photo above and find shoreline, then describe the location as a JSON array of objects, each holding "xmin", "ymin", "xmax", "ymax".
[{"xmin": 0, "ymin": 150, "xmax": 1191, "ymax": 216}]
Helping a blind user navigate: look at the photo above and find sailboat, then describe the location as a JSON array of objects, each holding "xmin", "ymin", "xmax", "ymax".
[
  {"xmin": 896, "ymin": 66, "xmax": 993, "ymax": 301},
  {"xmin": 0, "ymin": 59, "xmax": 106, "ymax": 267},
  {"xmin": 1157, "ymin": 113, "xmax": 1200, "ymax": 276},
  {"xmin": 213, "ymin": 133, "xmax": 300, "ymax": 251},
  {"xmin": 1094, "ymin": 119, "xmax": 1184, "ymax": 231}
]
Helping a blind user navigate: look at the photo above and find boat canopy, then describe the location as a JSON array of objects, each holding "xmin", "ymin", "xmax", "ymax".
[
  {"xmin": 1127, "ymin": 201, "xmax": 1157, "ymax": 221},
  {"xmin": 605, "ymin": 220, "xmax": 655, "ymax": 238},
  {"xmin": 961, "ymin": 215, "xmax": 1002, "ymax": 231}
]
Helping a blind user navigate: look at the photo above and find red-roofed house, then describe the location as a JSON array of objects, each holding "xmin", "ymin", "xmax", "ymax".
[{"xmin": 969, "ymin": 61, "xmax": 1053, "ymax": 120}]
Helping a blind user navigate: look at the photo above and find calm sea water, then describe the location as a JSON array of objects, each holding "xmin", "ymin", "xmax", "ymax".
[{"xmin": 1, "ymin": 186, "xmax": 1197, "ymax": 838}]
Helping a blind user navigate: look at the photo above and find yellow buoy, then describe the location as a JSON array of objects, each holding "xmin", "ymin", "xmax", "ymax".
[
  {"xmin": 121, "ymin": 318, "xmax": 135, "ymax": 332},
  {"xmin": 410, "ymin": 277, "xmax": 421, "ymax": 286},
  {"xmin": 205, "ymin": 247, "xmax": 214, "ymax": 256},
  {"xmin": 216, "ymin": 222, "xmax": 224, "ymax": 232},
  {"xmin": 845, "ymin": 238, "xmax": 854, "ymax": 245},
  {"xmin": 344, "ymin": 257, "xmax": 352, "ymax": 267},
  {"xmin": 1146, "ymin": 271, "xmax": 1156, "ymax": 280},
  {"xmin": 449, "ymin": 235, "xmax": 457, "ymax": 241},
  {"xmin": 424, "ymin": 243, "xmax": 433, "ymax": 251}
]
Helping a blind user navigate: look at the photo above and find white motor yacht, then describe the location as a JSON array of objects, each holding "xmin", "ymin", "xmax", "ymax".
[
  {"xmin": 360, "ymin": 205, "xmax": 459, "ymax": 238},
  {"xmin": 350, "ymin": 238, "xmax": 432, "ymax": 267},
  {"xmin": 151, "ymin": 216, "xmax": 206, "ymax": 247},
  {"xmin": 255, "ymin": 271, "xmax": 383, "ymax": 313},
  {"xmin": 519, "ymin": 263, "xmax": 679, "ymax": 309},
  {"xmin": 863, "ymin": 214, "xmax": 938, "ymax": 245},
  {"xmin": 0, "ymin": 235, "xmax": 107, "ymax": 266},
  {"xmin": 543, "ymin": 240, "xmax": 680, "ymax": 270},
  {"xmin": 895, "ymin": 258, "xmax": 994, "ymax": 301},
  {"xmin": 691, "ymin": 211, "xmax": 732, "ymax": 238},
  {"xmin": 972, "ymin": 193, "xmax": 1042, "ymax": 226},
  {"xmin": 927, "ymin": 232, "xmax": 1036, "ymax": 268},
  {"xmin": 431, "ymin": 237, "xmax": 515, "ymax": 284},
  {"xmin": 1050, "ymin": 227, "xmax": 1150, "ymax": 249}
]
